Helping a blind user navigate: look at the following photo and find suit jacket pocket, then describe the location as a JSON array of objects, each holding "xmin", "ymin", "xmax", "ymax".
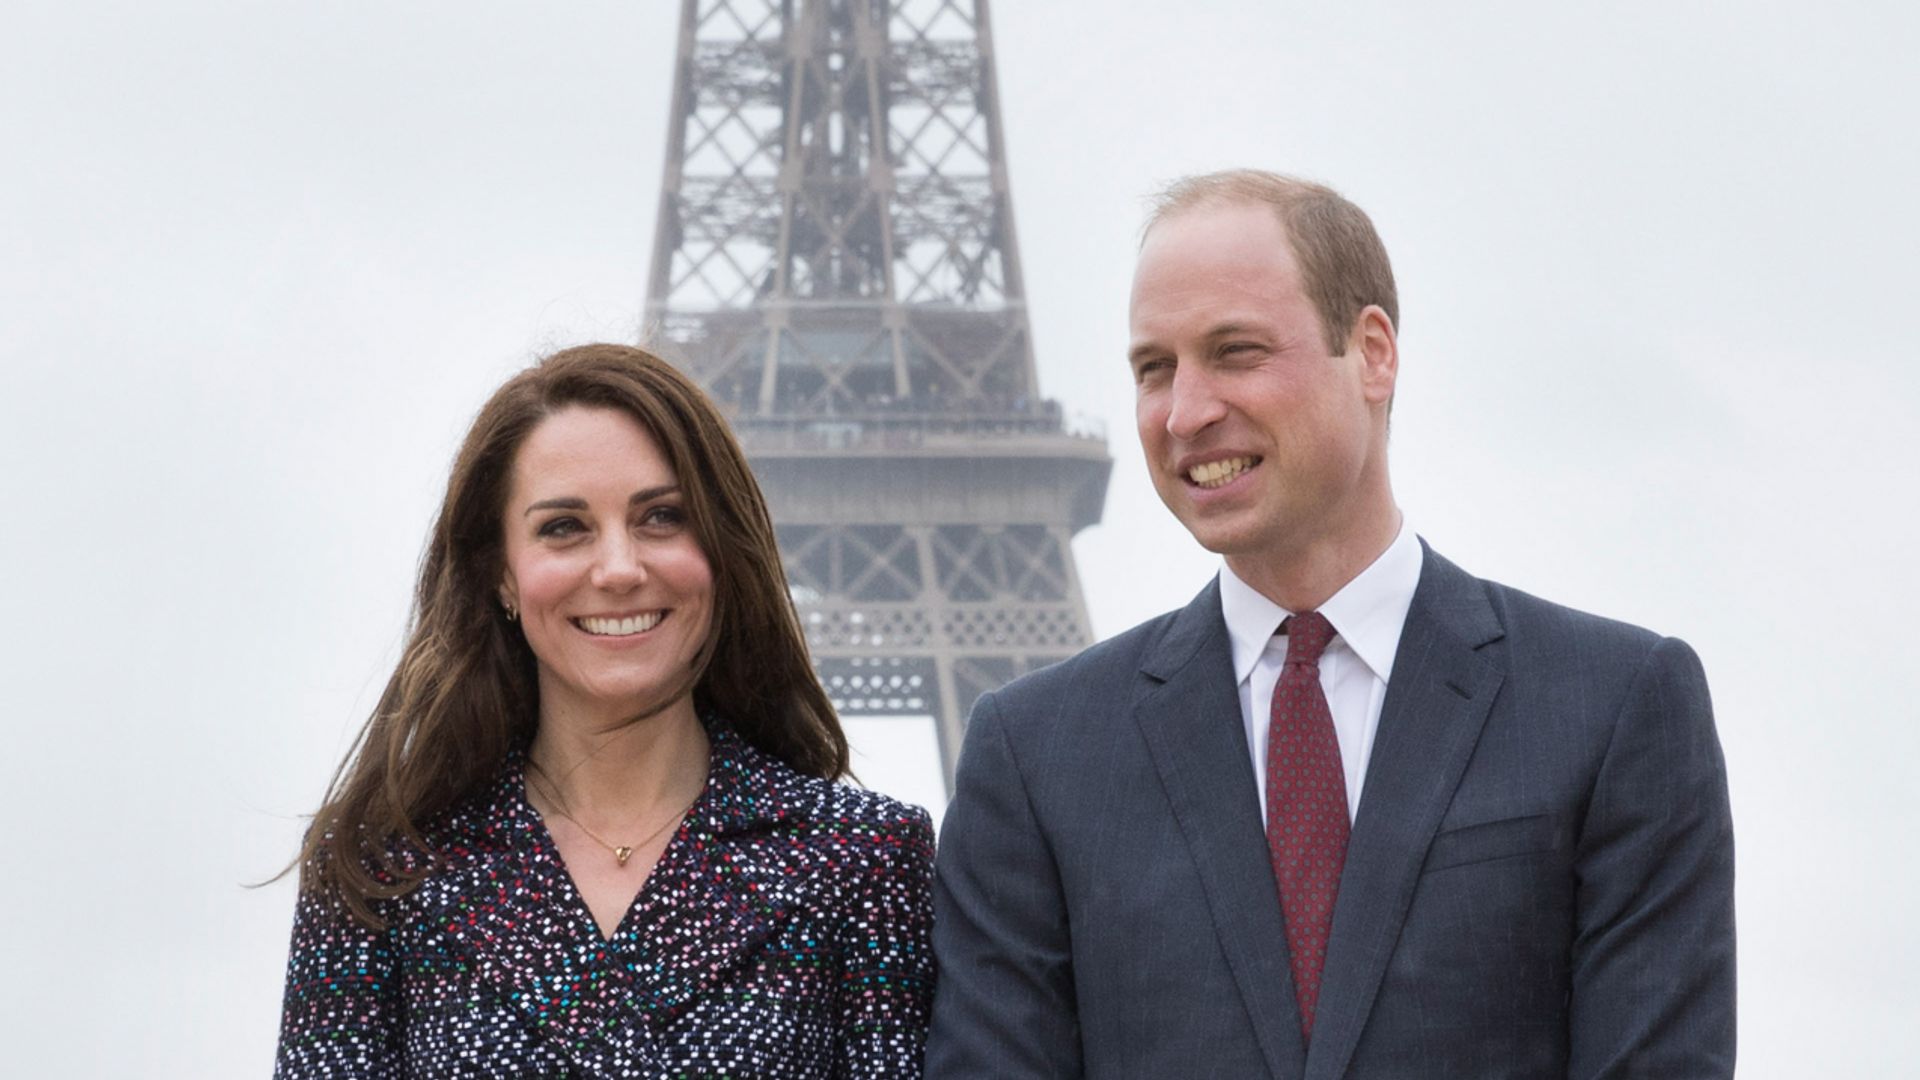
[{"xmin": 1422, "ymin": 812, "xmax": 1564, "ymax": 873}]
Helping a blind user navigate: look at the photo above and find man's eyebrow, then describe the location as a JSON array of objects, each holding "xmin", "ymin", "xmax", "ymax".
[
  {"xmin": 521, "ymin": 485, "xmax": 681, "ymax": 517},
  {"xmin": 1203, "ymin": 321, "xmax": 1261, "ymax": 341},
  {"xmin": 1129, "ymin": 322, "xmax": 1266, "ymax": 365}
]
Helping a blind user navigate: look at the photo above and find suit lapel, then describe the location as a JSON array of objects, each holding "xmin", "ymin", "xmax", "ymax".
[
  {"xmin": 1303, "ymin": 545, "xmax": 1506, "ymax": 1080},
  {"xmin": 1133, "ymin": 579, "xmax": 1307, "ymax": 1080}
]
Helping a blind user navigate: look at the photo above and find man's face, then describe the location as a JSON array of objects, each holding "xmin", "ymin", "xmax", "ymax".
[{"xmin": 1128, "ymin": 201, "xmax": 1392, "ymax": 574}]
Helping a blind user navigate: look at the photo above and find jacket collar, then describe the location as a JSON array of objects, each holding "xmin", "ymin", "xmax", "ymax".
[
  {"xmin": 472, "ymin": 716, "xmax": 793, "ymax": 848},
  {"xmin": 685, "ymin": 715, "xmax": 799, "ymax": 838}
]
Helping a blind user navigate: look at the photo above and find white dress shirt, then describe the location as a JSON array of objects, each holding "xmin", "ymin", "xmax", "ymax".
[{"xmin": 1218, "ymin": 520, "xmax": 1424, "ymax": 823}]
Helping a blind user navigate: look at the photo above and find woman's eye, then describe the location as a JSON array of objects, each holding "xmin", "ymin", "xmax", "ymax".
[
  {"xmin": 639, "ymin": 504, "xmax": 686, "ymax": 529},
  {"xmin": 536, "ymin": 517, "xmax": 584, "ymax": 539}
]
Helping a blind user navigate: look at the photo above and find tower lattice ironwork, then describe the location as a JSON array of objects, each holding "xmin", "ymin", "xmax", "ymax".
[{"xmin": 645, "ymin": 0, "xmax": 1109, "ymax": 785}]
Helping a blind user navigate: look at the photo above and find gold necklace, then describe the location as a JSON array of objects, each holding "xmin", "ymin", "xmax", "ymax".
[{"xmin": 526, "ymin": 759, "xmax": 702, "ymax": 867}]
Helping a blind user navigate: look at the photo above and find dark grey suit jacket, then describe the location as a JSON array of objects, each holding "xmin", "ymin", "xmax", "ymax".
[{"xmin": 927, "ymin": 544, "xmax": 1734, "ymax": 1079}]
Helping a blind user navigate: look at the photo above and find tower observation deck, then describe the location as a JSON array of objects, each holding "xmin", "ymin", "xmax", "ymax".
[{"xmin": 645, "ymin": 0, "xmax": 1110, "ymax": 787}]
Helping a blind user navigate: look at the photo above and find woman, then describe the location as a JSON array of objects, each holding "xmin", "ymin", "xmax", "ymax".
[{"xmin": 275, "ymin": 344, "xmax": 936, "ymax": 1077}]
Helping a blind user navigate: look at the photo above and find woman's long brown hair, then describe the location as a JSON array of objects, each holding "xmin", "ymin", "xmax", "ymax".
[{"xmin": 296, "ymin": 344, "xmax": 846, "ymax": 928}]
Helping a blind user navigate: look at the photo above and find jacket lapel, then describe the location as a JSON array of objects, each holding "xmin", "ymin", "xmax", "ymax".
[
  {"xmin": 427, "ymin": 727, "xmax": 804, "ymax": 1077},
  {"xmin": 620, "ymin": 725, "xmax": 806, "ymax": 1026},
  {"xmin": 1133, "ymin": 579, "xmax": 1307, "ymax": 1080},
  {"xmin": 425, "ymin": 760, "xmax": 666, "ymax": 1076},
  {"xmin": 1303, "ymin": 544, "xmax": 1505, "ymax": 1080}
]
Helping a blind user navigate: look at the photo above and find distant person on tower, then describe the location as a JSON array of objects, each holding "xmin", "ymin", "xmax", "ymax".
[{"xmin": 925, "ymin": 170, "xmax": 1735, "ymax": 1079}]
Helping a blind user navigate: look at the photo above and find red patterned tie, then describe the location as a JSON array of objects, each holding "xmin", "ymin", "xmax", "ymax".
[{"xmin": 1266, "ymin": 610, "xmax": 1349, "ymax": 1041}]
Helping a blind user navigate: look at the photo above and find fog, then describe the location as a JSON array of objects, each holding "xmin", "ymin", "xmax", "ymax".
[{"xmin": 1, "ymin": 2, "xmax": 1913, "ymax": 1074}]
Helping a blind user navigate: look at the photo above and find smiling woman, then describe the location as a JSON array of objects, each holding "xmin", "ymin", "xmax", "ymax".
[
  {"xmin": 274, "ymin": 344, "xmax": 936, "ymax": 1078},
  {"xmin": 498, "ymin": 406, "xmax": 717, "ymax": 760}
]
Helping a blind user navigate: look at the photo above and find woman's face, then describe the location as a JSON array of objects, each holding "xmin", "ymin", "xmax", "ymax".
[{"xmin": 497, "ymin": 405, "xmax": 714, "ymax": 726}]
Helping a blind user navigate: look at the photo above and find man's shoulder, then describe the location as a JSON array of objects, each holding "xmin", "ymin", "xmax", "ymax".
[
  {"xmin": 1478, "ymin": 572, "xmax": 1666, "ymax": 652},
  {"xmin": 1436, "ymin": 549, "xmax": 1694, "ymax": 685},
  {"xmin": 980, "ymin": 602, "xmax": 1193, "ymax": 718}
]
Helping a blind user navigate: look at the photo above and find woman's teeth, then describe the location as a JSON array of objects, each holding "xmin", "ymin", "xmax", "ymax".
[{"xmin": 575, "ymin": 612, "xmax": 665, "ymax": 636}]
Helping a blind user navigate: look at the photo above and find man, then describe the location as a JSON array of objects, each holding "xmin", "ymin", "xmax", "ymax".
[{"xmin": 926, "ymin": 170, "xmax": 1734, "ymax": 1079}]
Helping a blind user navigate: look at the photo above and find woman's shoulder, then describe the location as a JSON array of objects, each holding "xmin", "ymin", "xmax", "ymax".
[
  {"xmin": 306, "ymin": 755, "xmax": 524, "ymax": 893},
  {"xmin": 787, "ymin": 769, "xmax": 934, "ymax": 842},
  {"xmin": 741, "ymin": 757, "xmax": 937, "ymax": 917},
  {"xmin": 714, "ymin": 724, "xmax": 933, "ymax": 850}
]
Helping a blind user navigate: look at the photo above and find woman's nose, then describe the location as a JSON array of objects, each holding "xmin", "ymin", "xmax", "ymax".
[{"xmin": 590, "ymin": 534, "xmax": 647, "ymax": 591}]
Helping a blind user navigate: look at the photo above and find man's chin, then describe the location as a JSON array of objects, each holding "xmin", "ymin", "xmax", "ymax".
[
  {"xmin": 1163, "ymin": 489, "xmax": 1280, "ymax": 556},
  {"xmin": 1175, "ymin": 515, "xmax": 1261, "ymax": 557}
]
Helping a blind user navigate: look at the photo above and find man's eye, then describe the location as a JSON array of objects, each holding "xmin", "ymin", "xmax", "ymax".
[{"xmin": 536, "ymin": 517, "xmax": 584, "ymax": 539}]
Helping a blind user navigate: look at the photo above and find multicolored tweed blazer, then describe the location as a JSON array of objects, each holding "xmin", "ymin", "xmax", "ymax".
[{"xmin": 274, "ymin": 720, "xmax": 936, "ymax": 1078}]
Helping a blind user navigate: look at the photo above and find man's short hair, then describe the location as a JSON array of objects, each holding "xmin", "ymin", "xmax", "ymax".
[{"xmin": 1146, "ymin": 170, "xmax": 1398, "ymax": 354}]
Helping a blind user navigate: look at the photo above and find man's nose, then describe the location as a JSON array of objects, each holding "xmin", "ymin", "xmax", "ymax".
[{"xmin": 1164, "ymin": 365, "xmax": 1227, "ymax": 441}]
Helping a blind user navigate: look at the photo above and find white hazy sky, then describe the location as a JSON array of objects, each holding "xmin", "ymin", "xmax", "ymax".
[{"xmin": 3, "ymin": 2, "xmax": 1915, "ymax": 1075}]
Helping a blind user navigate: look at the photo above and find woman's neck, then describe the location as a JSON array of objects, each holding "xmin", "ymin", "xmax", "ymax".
[{"xmin": 527, "ymin": 695, "xmax": 710, "ymax": 821}]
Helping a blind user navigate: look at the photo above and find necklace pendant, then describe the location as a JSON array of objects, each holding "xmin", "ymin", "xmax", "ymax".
[{"xmin": 614, "ymin": 846, "xmax": 634, "ymax": 866}]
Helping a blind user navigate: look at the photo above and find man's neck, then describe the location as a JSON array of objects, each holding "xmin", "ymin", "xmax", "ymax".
[{"xmin": 1226, "ymin": 505, "xmax": 1404, "ymax": 613}]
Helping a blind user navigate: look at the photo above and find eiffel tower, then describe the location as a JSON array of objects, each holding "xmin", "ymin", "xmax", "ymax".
[{"xmin": 644, "ymin": 0, "xmax": 1110, "ymax": 788}]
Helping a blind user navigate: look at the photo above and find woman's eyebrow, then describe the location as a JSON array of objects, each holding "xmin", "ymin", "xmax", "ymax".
[
  {"xmin": 523, "ymin": 496, "xmax": 587, "ymax": 516},
  {"xmin": 629, "ymin": 485, "xmax": 680, "ymax": 505},
  {"xmin": 522, "ymin": 486, "xmax": 681, "ymax": 516}
]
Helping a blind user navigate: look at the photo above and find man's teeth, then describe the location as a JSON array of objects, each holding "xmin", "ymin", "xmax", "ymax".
[
  {"xmin": 577, "ymin": 612, "xmax": 666, "ymax": 636},
  {"xmin": 1188, "ymin": 456, "xmax": 1257, "ymax": 489}
]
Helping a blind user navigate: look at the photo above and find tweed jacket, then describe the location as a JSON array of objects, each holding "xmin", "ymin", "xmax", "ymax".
[{"xmin": 275, "ymin": 720, "xmax": 936, "ymax": 1078}]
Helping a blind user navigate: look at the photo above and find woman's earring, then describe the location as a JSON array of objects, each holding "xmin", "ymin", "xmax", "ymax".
[{"xmin": 504, "ymin": 601, "xmax": 519, "ymax": 622}]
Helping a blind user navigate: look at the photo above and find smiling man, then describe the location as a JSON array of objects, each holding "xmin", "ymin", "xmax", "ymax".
[{"xmin": 926, "ymin": 171, "xmax": 1736, "ymax": 1079}]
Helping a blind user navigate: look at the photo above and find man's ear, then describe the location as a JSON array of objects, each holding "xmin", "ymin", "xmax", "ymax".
[{"xmin": 1351, "ymin": 304, "xmax": 1398, "ymax": 408}]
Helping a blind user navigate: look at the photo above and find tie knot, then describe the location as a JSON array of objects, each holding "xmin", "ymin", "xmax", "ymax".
[{"xmin": 1281, "ymin": 611, "xmax": 1336, "ymax": 665}]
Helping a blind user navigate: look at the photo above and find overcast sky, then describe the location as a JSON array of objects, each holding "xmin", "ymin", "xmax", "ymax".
[{"xmin": 3, "ymin": 2, "xmax": 1915, "ymax": 1075}]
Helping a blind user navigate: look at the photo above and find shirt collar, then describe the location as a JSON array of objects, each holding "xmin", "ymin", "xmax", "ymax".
[{"xmin": 1218, "ymin": 518, "xmax": 1424, "ymax": 686}]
